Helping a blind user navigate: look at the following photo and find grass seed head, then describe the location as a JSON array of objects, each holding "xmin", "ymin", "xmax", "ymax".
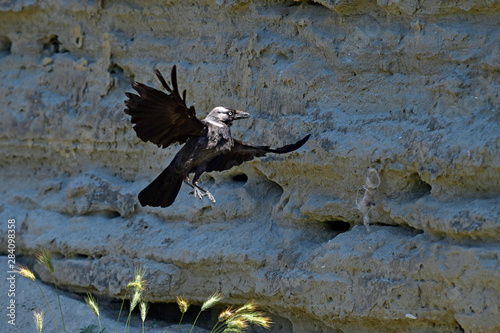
[
  {"xmin": 226, "ymin": 317, "xmax": 248, "ymax": 330},
  {"xmin": 15, "ymin": 265, "xmax": 36, "ymax": 282},
  {"xmin": 239, "ymin": 312, "xmax": 272, "ymax": 329},
  {"xmin": 33, "ymin": 310, "xmax": 44, "ymax": 333},
  {"xmin": 36, "ymin": 249, "xmax": 54, "ymax": 274},
  {"xmin": 140, "ymin": 301, "xmax": 149, "ymax": 323},
  {"xmin": 84, "ymin": 293, "xmax": 99, "ymax": 318},
  {"xmin": 201, "ymin": 292, "xmax": 223, "ymax": 312},
  {"xmin": 176, "ymin": 296, "xmax": 190, "ymax": 313},
  {"xmin": 218, "ymin": 308, "xmax": 234, "ymax": 322},
  {"xmin": 234, "ymin": 301, "xmax": 256, "ymax": 314},
  {"xmin": 127, "ymin": 266, "xmax": 147, "ymax": 290},
  {"xmin": 130, "ymin": 289, "xmax": 142, "ymax": 312}
]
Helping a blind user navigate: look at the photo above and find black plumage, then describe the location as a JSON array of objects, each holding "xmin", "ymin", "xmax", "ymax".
[{"xmin": 125, "ymin": 66, "xmax": 310, "ymax": 207}]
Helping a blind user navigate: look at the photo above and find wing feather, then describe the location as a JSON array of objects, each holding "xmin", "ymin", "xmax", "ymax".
[
  {"xmin": 124, "ymin": 66, "xmax": 206, "ymax": 148},
  {"xmin": 205, "ymin": 134, "xmax": 310, "ymax": 172}
]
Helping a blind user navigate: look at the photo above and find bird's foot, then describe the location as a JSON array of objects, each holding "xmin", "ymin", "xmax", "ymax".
[
  {"xmin": 190, "ymin": 187, "xmax": 216, "ymax": 203},
  {"xmin": 205, "ymin": 190, "xmax": 216, "ymax": 203},
  {"xmin": 191, "ymin": 187, "xmax": 205, "ymax": 200}
]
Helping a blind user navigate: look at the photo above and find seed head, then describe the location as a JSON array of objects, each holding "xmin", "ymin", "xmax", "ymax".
[
  {"xmin": 140, "ymin": 301, "xmax": 149, "ymax": 323},
  {"xmin": 176, "ymin": 296, "xmax": 190, "ymax": 313},
  {"xmin": 127, "ymin": 266, "xmax": 147, "ymax": 290},
  {"xmin": 239, "ymin": 312, "xmax": 272, "ymax": 329},
  {"xmin": 226, "ymin": 317, "xmax": 248, "ymax": 330},
  {"xmin": 33, "ymin": 310, "xmax": 44, "ymax": 333},
  {"xmin": 201, "ymin": 292, "xmax": 223, "ymax": 312},
  {"xmin": 36, "ymin": 249, "xmax": 54, "ymax": 274},
  {"xmin": 130, "ymin": 289, "xmax": 142, "ymax": 312},
  {"xmin": 84, "ymin": 293, "xmax": 99, "ymax": 318},
  {"xmin": 218, "ymin": 308, "xmax": 234, "ymax": 322},
  {"xmin": 234, "ymin": 301, "xmax": 256, "ymax": 314},
  {"xmin": 15, "ymin": 265, "xmax": 36, "ymax": 282},
  {"xmin": 227, "ymin": 301, "xmax": 273, "ymax": 330}
]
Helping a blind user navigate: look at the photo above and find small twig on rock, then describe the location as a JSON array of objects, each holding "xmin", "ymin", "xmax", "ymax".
[{"xmin": 356, "ymin": 168, "xmax": 381, "ymax": 232}]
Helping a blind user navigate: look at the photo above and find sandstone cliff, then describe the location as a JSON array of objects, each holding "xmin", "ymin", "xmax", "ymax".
[{"xmin": 1, "ymin": 0, "xmax": 499, "ymax": 332}]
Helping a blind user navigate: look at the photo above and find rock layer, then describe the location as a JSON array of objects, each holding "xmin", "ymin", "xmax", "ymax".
[{"xmin": 0, "ymin": 0, "xmax": 499, "ymax": 332}]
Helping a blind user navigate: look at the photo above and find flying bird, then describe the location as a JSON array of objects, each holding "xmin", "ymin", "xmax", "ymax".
[{"xmin": 124, "ymin": 66, "xmax": 310, "ymax": 207}]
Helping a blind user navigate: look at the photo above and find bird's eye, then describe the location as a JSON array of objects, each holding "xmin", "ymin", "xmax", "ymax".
[{"xmin": 228, "ymin": 112, "xmax": 233, "ymax": 116}]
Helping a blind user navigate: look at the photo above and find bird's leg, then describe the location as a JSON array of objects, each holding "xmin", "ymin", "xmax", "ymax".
[
  {"xmin": 184, "ymin": 176, "xmax": 216, "ymax": 203},
  {"xmin": 193, "ymin": 181, "xmax": 216, "ymax": 203},
  {"xmin": 192, "ymin": 172, "xmax": 216, "ymax": 203}
]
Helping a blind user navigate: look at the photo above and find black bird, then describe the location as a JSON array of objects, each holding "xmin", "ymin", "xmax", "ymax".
[{"xmin": 124, "ymin": 66, "xmax": 310, "ymax": 207}]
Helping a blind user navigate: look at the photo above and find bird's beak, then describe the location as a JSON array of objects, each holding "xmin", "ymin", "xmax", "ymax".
[{"xmin": 235, "ymin": 110, "xmax": 250, "ymax": 119}]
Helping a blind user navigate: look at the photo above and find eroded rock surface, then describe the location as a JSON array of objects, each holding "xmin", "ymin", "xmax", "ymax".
[{"xmin": 0, "ymin": 0, "xmax": 499, "ymax": 332}]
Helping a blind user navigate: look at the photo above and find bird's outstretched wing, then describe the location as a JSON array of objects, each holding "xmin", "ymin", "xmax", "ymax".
[
  {"xmin": 205, "ymin": 134, "xmax": 311, "ymax": 172},
  {"xmin": 124, "ymin": 66, "xmax": 206, "ymax": 148}
]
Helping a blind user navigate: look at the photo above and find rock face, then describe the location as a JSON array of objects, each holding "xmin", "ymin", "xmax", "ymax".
[{"xmin": 1, "ymin": 0, "xmax": 499, "ymax": 332}]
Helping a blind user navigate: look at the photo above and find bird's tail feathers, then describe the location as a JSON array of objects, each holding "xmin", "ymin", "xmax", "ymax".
[
  {"xmin": 268, "ymin": 134, "xmax": 311, "ymax": 154},
  {"xmin": 138, "ymin": 166, "xmax": 183, "ymax": 208}
]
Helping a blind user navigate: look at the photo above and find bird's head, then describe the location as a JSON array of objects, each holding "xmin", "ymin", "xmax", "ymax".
[{"xmin": 207, "ymin": 106, "xmax": 250, "ymax": 125}]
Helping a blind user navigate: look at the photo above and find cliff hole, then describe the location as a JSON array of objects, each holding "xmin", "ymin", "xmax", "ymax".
[
  {"xmin": 232, "ymin": 173, "xmax": 248, "ymax": 183},
  {"xmin": 108, "ymin": 62, "xmax": 133, "ymax": 90},
  {"xmin": 307, "ymin": 220, "xmax": 352, "ymax": 243},
  {"xmin": 82, "ymin": 210, "xmax": 121, "ymax": 219},
  {"xmin": 146, "ymin": 303, "xmax": 212, "ymax": 327},
  {"xmin": 108, "ymin": 62, "xmax": 124, "ymax": 75},
  {"xmin": 410, "ymin": 172, "xmax": 432, "ymax": 199},
  {"xmin": 71, "ymin": 253, "xmax": 90, "ymax": 260},
  {"xmin": 43, "ymin": 35, "xmax": 64, "ymax": 55},
  {"xmin": 0, "ymin": 36, "xmax": 12, "ymax": 56},
  {"xmin": 325, "ymin": 220, "xmax": 351, "ymax": 233}
]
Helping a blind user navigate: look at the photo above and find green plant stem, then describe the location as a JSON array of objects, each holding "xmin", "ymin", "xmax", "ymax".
[
  {"xmin": 97, "ymin": 315, "xmax": 102, "ymax": 333},
  {"xmin": 209, "ymin": 321, "xmax": 221, "ymax": 333},
  {"xmin": 114, "ymin": 286, "xmax": 130, "ymax": 333},
  {"xmin": 189, "ymin": 311, "xmax": 202, "ymax": 333},
  {"xmin": 213, "ymin": 323, "xmax": 229, "ymax": 333},
  {"xmin": 123, "ymin": 312, "xmax": 132, "ymax": 333},
  {"xmin": 35, "ymin": 280, "xmax": 60, "ymax": 333},
  {"xmin": 142, "ymin": 319, "xmax": 145, "ymax": 333},
  {"xmin": 53, "ymin": 280, "xmax": 67, "ymax": 333},
  {"xmin": 173, "ymin": 312, "xmax": 185, "ymax": 333}
]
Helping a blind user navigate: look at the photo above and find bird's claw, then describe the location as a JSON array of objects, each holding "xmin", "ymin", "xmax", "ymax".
[
  {"xmin": 190, "ymin": 187, "xmax": 216, "ymax": 203},
  {"xmin": 206, "ymin": 191, "xmax": 216, "ymax": 203},
  {"xmin": 191, "ymin": 187, "xmax": 205, "ymax": 200}
]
